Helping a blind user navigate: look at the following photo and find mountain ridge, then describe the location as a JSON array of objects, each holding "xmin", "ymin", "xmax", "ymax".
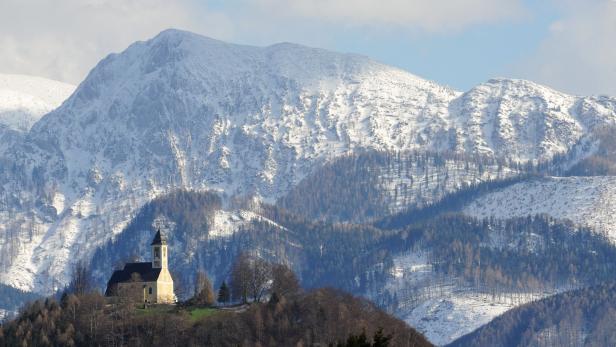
[
  {"xmin": 0, "ymin": 73, "xmax": 74, "ymax": 133},
  {"xmin": 3, "ymin": 28, "xmax": 616, "ymax": 347},
  {"xmin": 0, "ymin": 27, "xmax": 615, "ymax": 300}
]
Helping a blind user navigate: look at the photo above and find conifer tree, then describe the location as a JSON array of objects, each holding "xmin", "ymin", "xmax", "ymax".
[{"xmin": 218, "ymin": 281, "xmax": 230, "ymax": 305}]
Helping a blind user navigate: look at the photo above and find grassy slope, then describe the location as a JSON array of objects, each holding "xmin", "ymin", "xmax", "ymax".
[{"xmin": 134, "ymin": 304, "xmax": 220, "ymax": 321}]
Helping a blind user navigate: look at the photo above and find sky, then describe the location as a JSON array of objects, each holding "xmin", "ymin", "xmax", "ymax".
[{"xmin": 0, "ymin": 0, "xmax": 615, "ymax": 96}]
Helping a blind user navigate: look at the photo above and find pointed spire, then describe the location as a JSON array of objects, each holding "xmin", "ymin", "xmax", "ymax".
[{"xmin": 151, "ymin": 229, "xmax": 167, "ymax": 245}]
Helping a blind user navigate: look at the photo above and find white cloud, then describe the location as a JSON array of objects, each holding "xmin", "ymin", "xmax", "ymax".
[
  {"xmin": 516, "ymin": 0, "xmax": 616, "ymax": 96},
  {"xmin": 249, "ymin": 0, "xmax": 528, "ymax": 33},
  {"xmin": 0, "ymin": 0, "xmax": 233, "ymax": 84}
]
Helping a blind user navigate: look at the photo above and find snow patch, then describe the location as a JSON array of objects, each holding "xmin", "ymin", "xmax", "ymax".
[
  {"xmin": 464, "ymin": 176, "xmax": 616, "ymax": 241},
  {"xmin": 405, "ymin": 291, "xmax": 544, "ymax": 346},
  {"xmin": 381, "ymin": 251, "xmax": 551, "ymax": 346},
  {"xmin": 210, "ymin": 209, "xmax": 287, "ymax": 238}
]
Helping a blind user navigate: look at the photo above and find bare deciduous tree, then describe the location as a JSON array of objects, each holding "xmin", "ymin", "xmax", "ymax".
[
  {"xmin": 249, "ymin": 258, "xmax": 272, "ymax": 303},
  {"xmin": 115, "ymin": 273, "xmax": 145, "ymax": 304},
  {"xmin": 271, "ymin": 264, "xmax": 301, "ymax": 299},
  {"xmin": 68, "ymin": 260, "xmax": 91, "ymax": 295},
  {"xmin": 231, "ymin": 253, "xmax": 251, "ymax": 304},
  {"xmin": 193, "ymin": 271, "xmax": 215, "ymax": 306},
  {"xmin": 231, "ymin": 253, "xmax": 272, "ymax": 303}
]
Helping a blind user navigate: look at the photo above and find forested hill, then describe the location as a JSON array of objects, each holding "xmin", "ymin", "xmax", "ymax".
[
  {"xmin": 0, "ymin": 288, "xmax": 432, "ymax": 347},
  {"xmin": 82, "ymin": 189, "xmax": 616, "ymax": 345},
  {"xmin": 277, "ymin": 150, "xmax": 521, "ymax": 223},
  {"xmin": 91, "ymin": 189, "xmax": 616, "ymax": 300},
  {"xmin": 0, "ymin": 284, "xmax": 39, "ymax": 321},
  {"xmin": 87, "ymin": 190, "xmax": 396, "ymax": 297},
  {"xmin": 277, "ymin": 124, "xmax": 616, "ymax": 226},
  {"xmin": 448, "ymin": 282, "xmax": 616, "ymax": 347}
]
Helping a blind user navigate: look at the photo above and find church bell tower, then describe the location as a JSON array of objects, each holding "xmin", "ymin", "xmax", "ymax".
[{"xmin": 151, "ymin": 229, "xmax": 168, "ymax": 269}]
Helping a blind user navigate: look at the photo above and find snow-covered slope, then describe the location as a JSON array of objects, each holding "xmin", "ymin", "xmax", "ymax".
[
  {"xmin": 451, "ymin": 79, "xmax": 584, "ymax": 161},
  {"xmin": 404, "ymin": 290, "xmax": 544, "ymax": 346},
  {"xmin": 378, "ymin": 251, "xmax": 553, "ymax": 345},
  {"xmin": 27, "ymin": 29, "xmax": 458, "ymax": 201},
  {"xmin": 463, "ymin": 176, "xmax": 616, "ymax": 240},
  {"xmin": 0, "ymin": 74, "xmax": 74, "ymax": 132},
  {"xmin": 1, "ymin": 29, "xmax": 616, "ymax": 296},
  {"xmin": 209, "ymin": 209, "xmax": 286, "ymax": 238}
]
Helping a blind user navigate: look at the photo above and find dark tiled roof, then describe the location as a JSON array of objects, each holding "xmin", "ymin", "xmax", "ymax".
[
  {"xmin": 104, "ymin": 262, "xmax": 161, "ymax": 296},
  {"xmin": 151, "ymin": 229, "xmax": 167, "ymax": 245}
]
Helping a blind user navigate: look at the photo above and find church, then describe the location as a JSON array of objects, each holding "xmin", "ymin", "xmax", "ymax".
[{"xmin": 105, "ymin": 230, "xmax": 175, "ymax": 304}]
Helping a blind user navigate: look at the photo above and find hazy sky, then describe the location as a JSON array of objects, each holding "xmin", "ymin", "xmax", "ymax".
[{"xmin": 1, "ymin": 0, "xmax": 615, "ymax": 96}]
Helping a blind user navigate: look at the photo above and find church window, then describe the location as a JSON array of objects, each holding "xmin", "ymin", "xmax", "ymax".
[
  {"xmin": 155, "ymin": 247, "xmax": 160, "ymax": 257},
  {"xmin": 149, "ymin": 287, "xmax": 153, "ymax": 295}
]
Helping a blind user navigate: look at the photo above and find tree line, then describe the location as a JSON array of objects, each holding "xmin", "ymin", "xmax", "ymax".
[
  {"xmin": 277, "ymin": 149, "xmax": 522, "ymax": 224},
  {"xmin": 376, "ymin": 214, "xmax": 616, "ymax": 295}
]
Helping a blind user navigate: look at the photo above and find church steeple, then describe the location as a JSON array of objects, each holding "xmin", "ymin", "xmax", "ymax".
[{"xmin": 151, "ymin": 229, "xmax": 168, "ymax": 269}]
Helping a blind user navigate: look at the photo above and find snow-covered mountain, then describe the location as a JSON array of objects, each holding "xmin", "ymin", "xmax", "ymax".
[
  {"xmin": 449, "ymin": 79, "xmax": 616, "ymax": 161},
  {"xmin": 1, "ymin": 28, "xmax": 616, "ymax": 297},
  {"xmin": 25, "ymin": 29, "xmax": 459, "ymax": 202},
  {"xmin": 0, "ymin": 74, "xmax": 74, "ymax": 132},
  {"xmin": 463, "ymin": 176, "xmax": 616, "ymax": 240}
]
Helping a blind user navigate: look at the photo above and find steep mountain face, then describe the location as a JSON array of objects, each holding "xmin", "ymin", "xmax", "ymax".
[
  {"xmin": 563, "ymin": 125, "xmax": 616, "ymax": 176},
  {"xmin": 26, "ymin": 29, "xmax": 459, "ymax": 202},
  {"xmin": 449, "ymin": 79, "xmax": 614, "ymax": 161},
  {"xmin": 1, "ymin": 28, "xmax": 616, "ymax": 298},
  {"xmin": 0, "ymin": 74, "xmax": 74, "ymax": 132}
]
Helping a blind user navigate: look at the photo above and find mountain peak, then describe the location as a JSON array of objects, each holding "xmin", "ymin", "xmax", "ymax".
[
  {"xmin": 154, "ymin": 28, "xmax": 200, "ymax": 39},
  {"xmin": 26, "ymin": 29, "xmax": 457, "ymax": 200},
  {"xmin": 483, "ymin": 77, "xmax": 564, "ymax": 93},
  {"xmin": 464, "ymin": 77, "xmax": 575, "ymax": 106},
  {"xmin": 149, "ymin": 28, "xmax": 228, "ymax": 48},
  {"xmin": 0, "ymin": 73, "xmax": 75, "ymax": 132}
]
